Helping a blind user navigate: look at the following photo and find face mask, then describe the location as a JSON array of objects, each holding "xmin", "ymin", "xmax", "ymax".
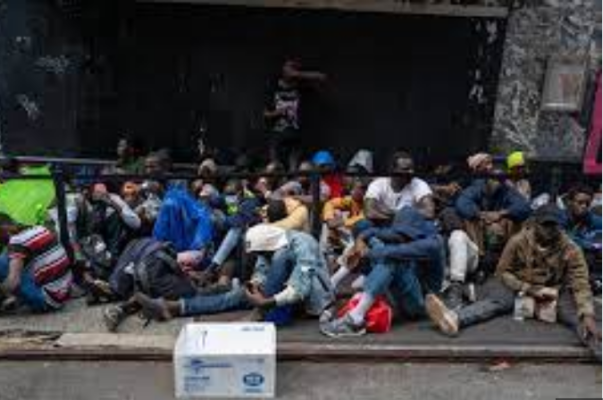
[{"xmin": 225, "ymin": 195, "xmax": 238, "ymax": 207}]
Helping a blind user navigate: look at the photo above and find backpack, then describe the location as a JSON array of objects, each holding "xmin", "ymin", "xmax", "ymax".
[
  {"xmin": 80, "ymin": 234, "xmax": 113, "ymax": 280},
  {"xmin": 109, "ymin": 238, "xmax": 196, "ymax": 300}
]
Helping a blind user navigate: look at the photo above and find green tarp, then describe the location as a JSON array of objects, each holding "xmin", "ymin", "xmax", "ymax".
[{"xmin": 0, "ymin": 166, "xmax": 55, "ymax": 225}]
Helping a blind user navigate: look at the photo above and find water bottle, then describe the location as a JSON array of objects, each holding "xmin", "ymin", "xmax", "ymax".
[{"xmin": 514, "ymin": 291, "xmax": 526, "ymax": 321}]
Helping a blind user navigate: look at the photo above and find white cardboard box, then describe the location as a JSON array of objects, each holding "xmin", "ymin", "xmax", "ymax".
[{"xmin": 174, "ymin": 323, "xmax": 276, "ymax": 398}]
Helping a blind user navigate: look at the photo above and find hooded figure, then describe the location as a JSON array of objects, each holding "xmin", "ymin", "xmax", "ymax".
[
  {"xmin": 320, "ymin": 207, "xmax": 447, "ymax": 338},
  {"xmin": 359, "ymin": 207, "xmax": 445, "ymax": 294}
]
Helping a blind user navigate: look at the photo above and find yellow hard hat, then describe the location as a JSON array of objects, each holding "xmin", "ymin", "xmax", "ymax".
[{"xmin": 507, "ymin": 151, "xmax": 525, "ymax": 170}]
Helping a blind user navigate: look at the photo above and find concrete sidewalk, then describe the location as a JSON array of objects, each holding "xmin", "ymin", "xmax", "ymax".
[{"xmin": 0, "ymin": 298, "xmax": 596, "ymax": 362}]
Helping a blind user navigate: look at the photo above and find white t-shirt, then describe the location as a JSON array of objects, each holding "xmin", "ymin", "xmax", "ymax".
[{"xmin": 364, "ymin": 177, "xmax": 432, "ymax": 212}]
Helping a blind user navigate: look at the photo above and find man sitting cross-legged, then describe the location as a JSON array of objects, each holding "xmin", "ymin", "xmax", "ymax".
[{"xmin": 425, "ymin": 205, "xmax": 602, "ymax": 362}]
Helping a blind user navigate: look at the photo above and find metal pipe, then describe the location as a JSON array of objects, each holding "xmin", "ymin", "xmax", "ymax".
[{"xmin": 52, "ymin": 166, "xmax": 74, "ymax": 262}]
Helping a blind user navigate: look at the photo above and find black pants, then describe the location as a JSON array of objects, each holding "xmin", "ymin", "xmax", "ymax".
[
  {"xmin": 269, "ymin": 129, "xmax": 301, "ymax": 171},
  {"xmin": 457, "ymin": 278, "xmax": 602, "ymax": 361}
]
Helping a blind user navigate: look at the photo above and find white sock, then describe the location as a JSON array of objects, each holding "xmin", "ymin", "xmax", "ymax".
[
  {"xmin": 351, "ymin": 275, "xmax": 366, "ymax": 290},
  {"xmin": 331, "ymin": 266, "xmax": 351, "ymax": 289},
  {"xmin": 348, "ymin": 293, "xmax": 375, "ymax": 325}
]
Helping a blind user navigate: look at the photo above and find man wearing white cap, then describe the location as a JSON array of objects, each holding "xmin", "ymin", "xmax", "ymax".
[
  {"xmin": 132, "ymin": 224, "xmax": 335, "ymax": 324},
  {"xmin": 243, "ymin": 224, "xmax": 335, "ymax": 322}
]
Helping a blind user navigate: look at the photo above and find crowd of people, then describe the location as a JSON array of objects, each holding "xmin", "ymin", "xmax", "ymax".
[{"xmin": 0, "ymin": 137, "xmax": 600, "ymax": 362}]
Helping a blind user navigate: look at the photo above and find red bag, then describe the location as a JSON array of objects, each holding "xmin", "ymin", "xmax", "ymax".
[{"xmin": 338, "ymin": 293, "xmax": 393, "ymax": 334}]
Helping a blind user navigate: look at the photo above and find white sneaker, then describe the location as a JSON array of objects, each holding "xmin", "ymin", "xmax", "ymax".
[{"xmin": 425, "ymin": 293, "xmax": 459, "ymax": 337}]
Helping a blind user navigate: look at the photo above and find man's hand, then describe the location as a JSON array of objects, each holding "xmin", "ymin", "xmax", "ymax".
[
  {"xmin": 0, "ymin": 275, "xmax": 19, "ymax": 296},
  {"xmin": 92, "ymin": 191, "xmax": 111, "ymax": 204},
  {"xmin": 188, "ymin": 269, "xmax": 214, "ymax": 287},
  {"xmin": 0, "ymin": 257, "xmax": 23, "ymax": 297},
  {"xmin": 581, "ymin": 315, "xmax": 601, "ymax": 341},
  {"xmin": 529, "ymin": 287, "xmax": 559, "ymax": 302},
  {"xmin": 244, "ymin": 283, "xmax": 273, "ymax": 309},
  {"xmin": 346, "ymin": 239, "xmax": 369, "ymax": 270}
]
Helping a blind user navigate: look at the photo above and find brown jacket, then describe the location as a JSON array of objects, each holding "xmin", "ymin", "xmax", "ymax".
[{"xmin": 496, "ymin": 226, "xmax": 595, "ymax": 318}]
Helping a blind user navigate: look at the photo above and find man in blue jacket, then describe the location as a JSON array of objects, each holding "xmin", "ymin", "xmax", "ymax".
[
  {"xmin": 455, "ymin": 169, "xmax": 531, "ymax": 274},
  {"xmin": 320, "ymin": 207, "xmax": 447, "ymax": 338},
  {"xmin": 562, "ymin": 184, "xmax": 602, "ymax": 292}
]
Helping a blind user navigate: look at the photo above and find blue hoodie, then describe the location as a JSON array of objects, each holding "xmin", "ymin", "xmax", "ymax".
[
  {"xmin": 561, "ymin": 209, "xmax": 602, "ymax": 251},
  {"xmin": 455, "ymin": 179, "xmax": 531, "ymax": 222},
  {"xmin": 360, "ymin": 207, "xmax": 445, "ymax": 293}
]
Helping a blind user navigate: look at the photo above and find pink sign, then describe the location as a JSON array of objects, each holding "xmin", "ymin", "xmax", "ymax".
[{"xmin": 584, "ymin": 72, "xmax": 602, "ymax": 175}]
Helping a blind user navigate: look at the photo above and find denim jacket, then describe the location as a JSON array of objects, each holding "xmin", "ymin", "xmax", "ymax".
[{"xmin": 252, "ymin": 231, "xmax": 335, "ymax": 316}]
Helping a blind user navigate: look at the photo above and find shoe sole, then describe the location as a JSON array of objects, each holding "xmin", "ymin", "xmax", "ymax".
[
  {"xmin": 102, "ymin": 308, "xmax": 123, "ymax": 333},
  {"xmin": 425, "ymin": 294, "xmax": 459, "ymax": 337}
]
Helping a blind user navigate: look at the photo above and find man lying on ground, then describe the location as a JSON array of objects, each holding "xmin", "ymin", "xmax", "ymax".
[{"xmin": 132, "ymin": 224, "xmax": 335, "ymax": 326}]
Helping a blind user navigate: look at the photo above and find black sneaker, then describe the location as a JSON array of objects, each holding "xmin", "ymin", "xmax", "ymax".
[{"xmin": 443, "ymin": 282, "xmax": 465, "ymax": 311}]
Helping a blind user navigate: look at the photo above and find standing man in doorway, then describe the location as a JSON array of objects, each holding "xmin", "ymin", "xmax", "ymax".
[{"xmin": 264, "ymin": 60, "xmax": 327, "ymax": 171}]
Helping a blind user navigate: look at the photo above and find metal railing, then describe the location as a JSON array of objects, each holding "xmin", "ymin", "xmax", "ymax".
[{"xmin": 1, "ymin": 162, "xmax": 598, "ymax": 266}]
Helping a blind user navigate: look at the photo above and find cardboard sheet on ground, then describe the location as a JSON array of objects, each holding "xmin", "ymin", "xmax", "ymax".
[{"xmin": 0, "ymin": 166, "xmax": 55, "ymax": 225}]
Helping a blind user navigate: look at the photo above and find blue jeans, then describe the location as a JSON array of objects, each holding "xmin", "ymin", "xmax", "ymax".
[
  {"xmin": 0, "ymin": 254, "xmax": 48, "ymax": 312},
  {"xmin": 261, "ymin": 251, "xmax": 295, "ymax": 326},
  {"xmin": 211, "ymin": 227, "xmax": 243, "ymax": 267},
  {"xmin": 180, "ymin": 251, "xmax": 295, "ymax": 318},
  {"xmin": 181, "ymin": 286, "xmax": 247, "ymax": 317},
  {"xmin": 363, "ymin": 261, "xmax": 425, "ymax": 320}
]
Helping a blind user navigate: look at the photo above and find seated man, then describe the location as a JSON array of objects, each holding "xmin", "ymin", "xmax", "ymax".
[
  {"xmin": 153, "ymin": 187, "xmax": 213, "ymax": 260},
  {"xmin": 321, "ymin": 208, "xmax": 446, "ymax": 337},
  {"xmin": 266, "ymin": 197, "xmax": 310, "ymax": 233},
  {"xmin": 455, "ymin": 169, "xmax": 531, "ymax": 273},
  {"xmin": 75, "ymin": 183, "xmax": 143, "ymax": 303},
  {"xmin": 312, "ymin": 150, "xmax": 344, "ymax": 199},
  {"xmin": 505, "ymin": 151, "xmax": 532, "ymax": 201},
  {"xmin": 440, "ymin": 207, "xmax": 480, "ymax": 310},
  {"xmin": 426, "ymin": 205, "xmax": 601, "ymax": 361},
  {"xmin": 364, "ymin": 151, "xmax": 435, "ymax": 223},
  {"xmin": 203, "ymin": 179, "xmax": 262, "ymax": 293},
  {"xmin": 132, "ymin": 225, "xmax": 335, "ymax": 325},
  {"xmin": 0, "ymin": 213, "xmax": 72, "ymax": 312},
  {"xmin": 322, "ymin": 179, "xmax": 367, "ymax": 254},
  {"xmin": 78, "ymin": 183, "xmax": 142, "ymax": 262},
  {"xmin": 271, "ymin": 160, "xmax": 331, "ymax": 206},
  {"xmin": 466, "ymin": 152, "xmax": 494, "ymax": 176},
  {"xmin": 330, "ymin": 152, "xmax": 435, "ymax": 292},
  {"xmin": 427, "ymin": 164, "xmax": 477, "ymax": 310},
  {"xmin": 102, "ymin": 237, "xmax": 199, "ymax": 332},
  {"xmin": 561, "ymin": 184, "xmax": 602, "ymax": 292}
]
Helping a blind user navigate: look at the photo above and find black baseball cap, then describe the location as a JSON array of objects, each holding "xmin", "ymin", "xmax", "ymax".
[{"xmin": 533, "ymin": 204, "xmax": 563, "ymax": 226}]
